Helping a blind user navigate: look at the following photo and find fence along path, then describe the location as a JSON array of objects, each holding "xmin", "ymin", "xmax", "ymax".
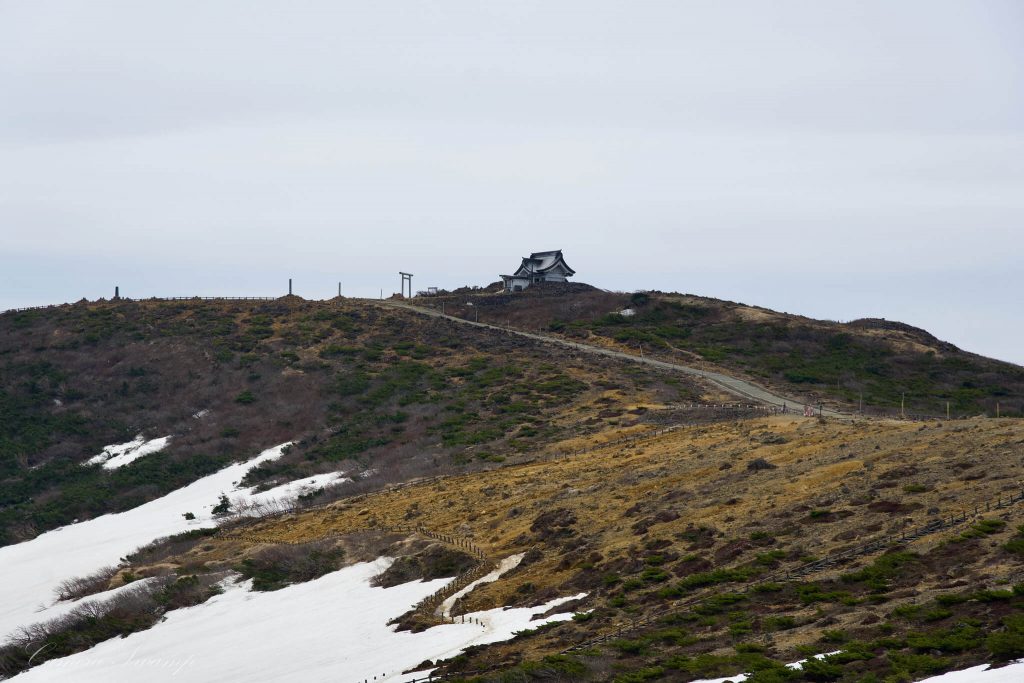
[{"xmin": 560, "ymin": 485, "xmax": 1024, "ymax": 654}]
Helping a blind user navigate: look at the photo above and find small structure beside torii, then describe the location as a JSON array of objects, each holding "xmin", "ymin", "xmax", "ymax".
[{"xmin": 499, "ymin": 250, "xmax": 576, "ymax": 292}]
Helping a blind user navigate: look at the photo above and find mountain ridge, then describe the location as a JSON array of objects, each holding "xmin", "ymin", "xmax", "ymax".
[{"xmin": 2, "ymin": 290, "xmax": 1023, "ymax": 682}]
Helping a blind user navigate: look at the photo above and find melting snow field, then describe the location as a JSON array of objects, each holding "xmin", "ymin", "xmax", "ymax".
[
  {"xmin": 5, "ymin": 440, "xmax": 1017, "ymax": 683},
  {"xmin": 84, "ymin": 435, "xmax": 172, "ymax": 469},
  {"xmin": 917, "ymin": 661, "xmax": 1024, "ymax": 682},
  {"xmin": 14, "ymin": 558, "xmax": 584, "ymax": 683},
  {"xmin": 2, "ymin": 443, "xmax": 586, "ymax": 682},
  {"xmin": 691, "ymin": 656, "xmax": 1024, "ymax": 683},
  {"xmin": 0, "ymin": 443, "xmax": 293, "ymax": 641}
]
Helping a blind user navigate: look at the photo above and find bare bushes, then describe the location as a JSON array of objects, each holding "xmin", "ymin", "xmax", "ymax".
[
  {"xmin": 294, "ymin": 448, "xmax": 469, "ymax": 509},
  {"xmin": 227, "ymin": 495, "xmax": 299, "ymax": 519},
  {"xmin": 123, "ymin": 527, "xmax": 218, "ymax": 566},
  {"xmin": 1, "ymin": 573, "xmax": 229, "ymax": 677},
  {"xmin": 1, "ymin": 581, "xmax": 160, "ymax": 677},
  {"xmin": 53, "ymin": 565, "xmax": 118, "ymax": 601}
]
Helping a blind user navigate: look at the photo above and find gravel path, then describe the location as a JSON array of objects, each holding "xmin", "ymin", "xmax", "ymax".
[{"xmin": 384, "ymin": 301, "xmax": 846, "ymax": 417}]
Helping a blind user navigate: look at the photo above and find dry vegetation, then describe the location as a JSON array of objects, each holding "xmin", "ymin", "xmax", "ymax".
[
  {"xmin": 4, "ymin": 291, "xmax": 1024, "ymax": 681},
  {"xmin": 115, "ymin": 413, "xmax": 1024, "ymax": 681}
]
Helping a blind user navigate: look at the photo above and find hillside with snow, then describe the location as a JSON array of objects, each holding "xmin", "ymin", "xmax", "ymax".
[
  {"xmin": 3, "ymin": 298, "xmax": 1024, "ymax": 683},
  {"xmin": 0, "ymin": 442, "xmax": 584, "ymax": 681}
]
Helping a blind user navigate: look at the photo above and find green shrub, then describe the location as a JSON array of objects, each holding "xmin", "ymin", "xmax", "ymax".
[
  {"xmin": 641, "ymin": 567, "xmax": 670, "ymax": 583},
  {"xmin": 613, "ymin": 666, "xmax": 664, "ymax": 683},
  {"xmin": 735, "ymin": 642, "xmax": 765, "ymax": 653},
  {"xmin": 755, "ymin": 550, "xmax": 786, "ymax": 565},
  {"xmin": 729, "ymin": 620, "xmax": 754, "ymax": 637},
  {"xmin": 798, "ymin": 656, "xmax": 845, "ymax": 681},
  {"xmin": 820, "ymin": 629, "xmax": 848, "ymax": 644},
  {"xmin": 211, "ymin": 494, "xmax": 231, "ymax": 516},
  {"xmin": 796, "ymin": 583, "xmax": 850, "ymax": 604},
  {"xmin": 651, "ymin": 628, "xmax": 697, "ymax": 646},
  {"xmin": 753, "ymin": 582, "xmax": 784, "ymax": 593},
  {"xmin": 610, "ymin": 638, "xmax": 648, "ymax": 656},
  {"xmin": 764, "ymin": 615, "xmax": 797, "ymax": 631},
  {"xmin": 922, "ymin": 607, "xmax": 954, "ymax": 622},
  {"xmin": 1003, "ymin": 528, "xmax": 1024, "ymax": 556},
  {"xmin": 961, "ymin": 518, "xmax": 1006, "ymax": 539},
  {"xmin": 841, "ymin": 552, "xmax": 917, "ymax": 592},
  {"xmin": 886, "ymin": 651, "xmax": 948, "ymax": 676},
  {"xmin": 935, "ymin": 593, "xmax": 969, "ymax": 606},
  {"xmin": 987, "ymin": 615, "xmax": 1024, "ymax": 660},
  {"xmin": 695, "ymin": 592, "xmax": 747, "ymax": 615},
  {"xmin": 973, "ymin": 589, "xmax": 1014, "ymax": 602},
  {"xmin": 319, "ymin": 344, "xmax": 360, "ymax": 358},
  {"xmin": 536, "ymin": 654, "xmax": 587, "ymax": 678},
  {"xmin": 602, "ymin": 573, "xmax": 621, "ymax": 587},
  {"xmin": 906, "ymin": 623, "xmax": 983, "ymax": 653}
]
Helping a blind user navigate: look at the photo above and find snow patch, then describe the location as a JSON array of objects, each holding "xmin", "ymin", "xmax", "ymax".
[
  {"xmin": 0, "ymin": 442, "xmax": 292, "ymax": 641},
  {"xmin": 918, "ymin": 660, "xmax": 1024, "ymax": 682},
  {"xmin": 690, "ymin": 651, "xmax": 842, "ymax": 683},
  {"xmin": 14, "ymin": 558, "xmax": 586, "ymax": 683},
  {"xmin": 438, "ymin": 552, "xmax": 525, "ymax": 618},
  {"xmin": 247, "ymin": 472, "xmax": 349, "ymax": 505},
  {"xmin": 85, "ymin": 435, "xmax": 171, "ymax": 470},
  {"xmin": 230, "ymin": 472, "xmax": 350, "ymax": 516}
]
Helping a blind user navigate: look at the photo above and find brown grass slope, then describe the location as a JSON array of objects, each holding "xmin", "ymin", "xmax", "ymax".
[{"xmin": 118, "ymin": 413, "xmax": 1024, "ymax": 681}]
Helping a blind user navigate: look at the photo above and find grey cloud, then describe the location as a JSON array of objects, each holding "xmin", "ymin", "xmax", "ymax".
[{"xmin": 0, "ymin": 0, "xmax": 1021, "ymax": 364}]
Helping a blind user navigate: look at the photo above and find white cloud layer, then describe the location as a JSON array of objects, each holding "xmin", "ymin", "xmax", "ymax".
[{"xmin": 1, "ymin": 1, "xmax": 1021, "ymax": 363}]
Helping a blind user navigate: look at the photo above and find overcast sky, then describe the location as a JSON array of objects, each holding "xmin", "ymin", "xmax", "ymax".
[{"xmin": 1, "ymin": 1, "xmax": 1021, "ymax": 364}]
